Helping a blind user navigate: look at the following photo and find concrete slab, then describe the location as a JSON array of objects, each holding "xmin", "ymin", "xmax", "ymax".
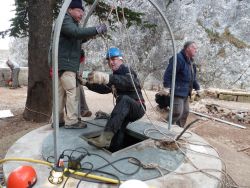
[
  {"xmin": 3, "ymin": 120, "xmax": 222, "ymax": 188},
  {"xmin": 41, "ymin": 120, "xmax": 185, "ymax": 181}
]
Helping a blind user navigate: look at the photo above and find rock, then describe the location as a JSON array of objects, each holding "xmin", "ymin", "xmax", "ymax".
[{"xmin": 235, "ymin": 113, "xmax": 244, "ymax": 121}]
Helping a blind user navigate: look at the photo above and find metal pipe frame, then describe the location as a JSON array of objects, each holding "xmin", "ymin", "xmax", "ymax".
[
  {"xmin": 51, "ymin": 0, "xmax": 176, "ymax": 164},
  {"xmin": 138, "ymin": 0, "xmax": 177, "ymax": 130}
]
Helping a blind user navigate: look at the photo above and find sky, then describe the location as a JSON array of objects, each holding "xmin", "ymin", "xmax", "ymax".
[{"xmin": 0, "ymin": 0, "xmax": 16, "ymax": 50}]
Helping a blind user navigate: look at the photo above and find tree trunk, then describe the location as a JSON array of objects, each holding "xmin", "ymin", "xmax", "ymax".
[{"xmin": 23, "ymin": 0, "xmax": 54, "ymax": 122}]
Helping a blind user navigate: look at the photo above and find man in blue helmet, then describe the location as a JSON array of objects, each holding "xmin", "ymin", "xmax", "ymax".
[
  {"xmin": 86, "ymin": 47, "xmax": 146, "ymax": 151},
  {"xmin": 57, "ymin": 0, "xmax": 107, "ymax": 129}
]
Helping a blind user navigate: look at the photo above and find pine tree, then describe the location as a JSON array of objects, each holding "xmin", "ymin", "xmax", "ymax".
[{"xmin": 2, "ymin": 0, "xmax": 154, "ymax": 122}]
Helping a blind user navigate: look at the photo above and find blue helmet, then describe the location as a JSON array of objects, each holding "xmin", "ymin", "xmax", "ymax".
[{"xmin": 106, "ymin": 47, "xmax": 123, "ymax": 59}]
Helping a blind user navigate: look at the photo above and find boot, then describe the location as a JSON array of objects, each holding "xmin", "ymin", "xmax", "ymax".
[
  {"xmin": 64, "ymin": 121, "xmax": 87, "ymax": 129},
  {"xmin": 81, "ymin": 110, "xmax": 92, "ymax": 117},
  {"xmin": 88, "ymin": 131, "xmax": 114, "ymax": 148}
]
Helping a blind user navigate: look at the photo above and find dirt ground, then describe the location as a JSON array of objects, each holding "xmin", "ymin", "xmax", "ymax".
[{"xmin": 0, "ymin": 86, "xmax": 250, "ymax": 187}]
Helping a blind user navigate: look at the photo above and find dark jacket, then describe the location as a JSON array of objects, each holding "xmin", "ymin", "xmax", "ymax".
[
  {"xmin": 58, "ymin": 13, "xmax": 97, "ymax": 73},
  {"xmin": 86, "ymin": 64, "xmax": 144, "ymax": 102},
  {"xmin": 163, "ymin": 49, "xmax": 200, "ymax": 97}
]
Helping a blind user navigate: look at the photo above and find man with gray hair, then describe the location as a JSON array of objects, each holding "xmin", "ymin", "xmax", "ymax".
[{"xmin": 160, "ymin": 41, "xmax": 200, "ymax": 127}]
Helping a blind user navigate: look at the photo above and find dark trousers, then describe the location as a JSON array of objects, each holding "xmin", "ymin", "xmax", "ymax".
[
  {"xmin": 171, "ymin": 96, "xmax": 189, "ymax": 127},
  {"xmin": 12, "ymin": 68, "xmax": 20, "ymax": 88},
  {"xmin": 105, "ymin": 95, "xmax": 145, "ymax": 151},
  {"xmin": 79, "ymin": 86, "xmax": 89, "ymax": 112}
]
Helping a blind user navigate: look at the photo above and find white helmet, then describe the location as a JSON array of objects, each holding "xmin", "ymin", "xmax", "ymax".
[{"xmin": 119, "ymin": 179, "xmax": 149, "ymax": 188}]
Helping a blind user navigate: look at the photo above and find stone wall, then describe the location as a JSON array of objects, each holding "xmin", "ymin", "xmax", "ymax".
[{"xmin": 205, "ymin": 88, "xmax": 250, "ymax": 103}]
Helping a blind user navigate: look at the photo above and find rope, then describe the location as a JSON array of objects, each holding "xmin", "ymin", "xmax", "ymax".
[
  {"xmin": 114, "ymin": 1, "xmax": 176, "ymax": 144},
  {"xmin": 25, "ymin": 106, "xmax": 51, "ymax": 118}
]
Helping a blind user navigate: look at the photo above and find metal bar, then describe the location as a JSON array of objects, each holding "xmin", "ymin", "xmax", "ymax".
[
  {"xmin": 190, "ymin": 110, "xmax": 246, "ymax": 129},
  {"xmin": 78, "ymin": 0, "xmax": 99, "ymax": 122},
  {"xmin": 52, "ymin": 0, "xmax": 72, "ymax": 166},
  {"xmin": 82, "ymin": 0, "xmax": 99, "ymax": 28},
  {"xmin": 51, "ymin": 0, "xmax": 177, "ymax": 164},
  {"xmin": 146, "ymin": 0, "xmax": 177, "ymax": 131}
]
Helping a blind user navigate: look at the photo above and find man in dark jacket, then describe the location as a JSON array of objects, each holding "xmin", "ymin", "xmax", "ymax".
[
  {"xmin": 58, "ymin": 0, "xmax": 107, "ymax": 129},
  {"xmin": 86, "ymin": 47, "xmax": 146, "ymax": 151},
  {"xmin": 162, "ymin": 41, "xmax": 200, "ymax": 127}
]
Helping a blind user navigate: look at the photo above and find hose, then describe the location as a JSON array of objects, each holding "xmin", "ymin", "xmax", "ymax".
[
  {"xmin": 0, "ymin": 158, "xmax": 120, "ymax": 184},
  {"xmin": 0, "ymin": 158, "xmax": 52, "ymax": 167},
  {"xmin": 65, "ymin": 168, "xmax": 122, "ymax": 184}
]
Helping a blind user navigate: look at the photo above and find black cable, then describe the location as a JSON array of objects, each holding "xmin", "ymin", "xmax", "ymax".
[
  {"xmin": 53, "ymin": 147, "xmax": 141, "ymax": 188},
  {"xmin": 81, "ymin": 162, "xmax": 94, "ymax": 171},
  {"xmin": 46, "ymin": 156, "xmax": 55, "ymax": 163},
  {"xmin": 62, "ymin": 176, "xmax": 70, "ymax": 188},
  {"xmin": 61, "ymin": 147, "xmax": 141, "ymax": 176},
  {"xmin": 90, "ymin": 153, "xmax": 141, "ymax": 176},
  {"xmin": 74, "ymin": 147, "xmax": 89, "ymax": 154},
  {"xmin": 61, "ymin": 148, "xmax": 89, "ymax": 159},
  {"xmin": 46, "ymin": 153, "xmax": 72, "ymax": 164},
  {"xmin": 94, "ymin": 155, "xmax": 141, "ymax": 175},
  {"xmin": 175, "ymin": 119, "xmax": 200, "ymax": 141}
]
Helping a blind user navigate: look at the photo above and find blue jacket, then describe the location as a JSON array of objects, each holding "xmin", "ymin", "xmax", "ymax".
[{"xmin": 163, "ymin": 49, "xmax": 200, "ymax": 97}]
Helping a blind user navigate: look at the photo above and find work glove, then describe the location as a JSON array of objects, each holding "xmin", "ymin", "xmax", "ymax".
[
  {"xmin": 77, "ymin": 75, "xmax": 87, "ymax": 86},
  {"xmin": 158, "ymin": 88, "xmax": 170, "ymax": 96},
  {"xmin": 88, "ymin": 71, "xmax": 109, "ymax": 85},
  {"xmin": 96, "ymin": 23, "xmax": 107, "ymax": 35}
]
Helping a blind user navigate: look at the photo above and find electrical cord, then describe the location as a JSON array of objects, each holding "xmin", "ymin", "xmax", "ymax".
[
  {"xmin": 1, "ymin": 156, "xmax": 121, "ymax": 186},
  {"xmin": 45, "ymin": 147, "xmax": 139, "ymax": 187},
  {"xmin": 1, "ymin": 143, "xmax": 242, "ymax": 187},
  {"xmin": 0, "ymin": 158, "xmax": 52, "ymax": 167},
  {"xmin": 90, "ymin": 154, "xmax": 141, "ymax": 176},
  {"xmin": 62, "ymin": 174, "xmax": 71, "ymax": 188},
  {"xmin": 56, "ymin": 147, "xmax": 141, "ymax": 176}
]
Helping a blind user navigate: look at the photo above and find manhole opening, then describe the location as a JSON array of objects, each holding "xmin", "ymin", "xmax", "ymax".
[{"xmin": 81, "ymin": 129, "xmax": 148, "ymax": 154}]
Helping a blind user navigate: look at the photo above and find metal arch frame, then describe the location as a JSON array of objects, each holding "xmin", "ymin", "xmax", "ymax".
[
  {"xmin": 146, "ymin": 0, "xmax": 177, "ymax": 130},
  {"xmin": 51, "ymin": 0, "xmax": 71, "ymax": 165},
  {"xmin": 51, "ymin": 0, "xmax": 177, "ymax": 164}
]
